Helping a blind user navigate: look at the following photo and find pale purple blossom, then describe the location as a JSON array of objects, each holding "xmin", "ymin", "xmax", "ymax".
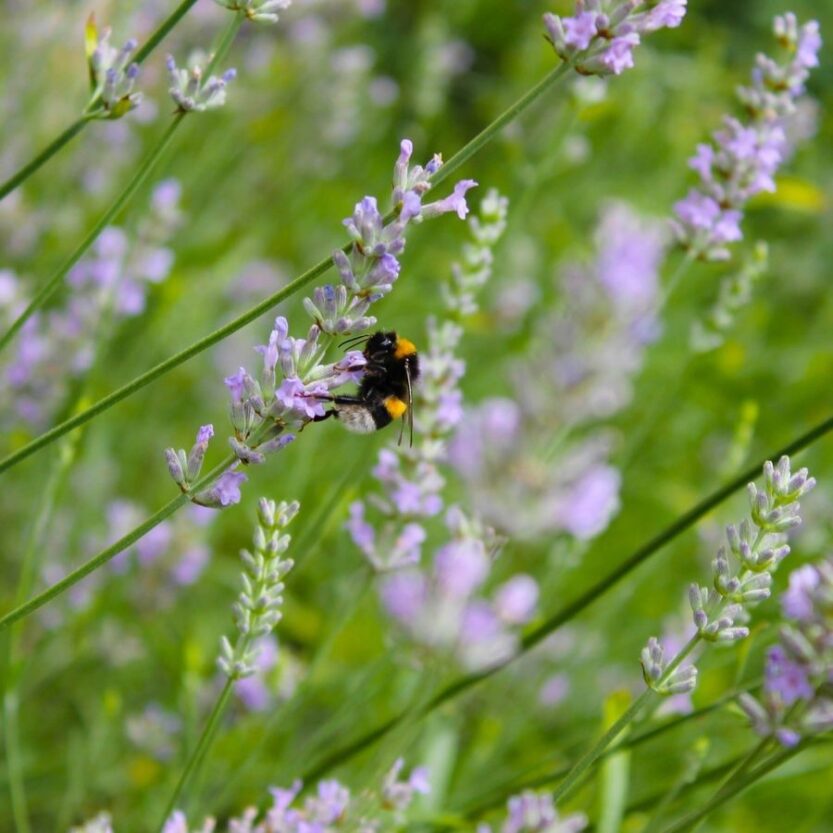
[
  {"xmin": 203, "ymin": 470, "xmax": 247, "ymax": 507},
  {"xmin": 235, "ymin": 635, "xmax": 280, "ymax": 711},
  {"xmin": 421, "ymin": 179, "xmax": 478, "ymax": 220},
  {"xmin": 554, "ymin": 464, "xmax": 622, "ymax": 540},
  {"xmin": 275, "ymin": 377, "xmax": 327, "ymax": 419},
  {"xmin": 562, "ymin": 12, "xmax": 597, "ymax": 50},
  {"xmin": 544, "ymin": 0, "xmax": 685, "ymax": 78},
  {"xmin": 673, "ymin": 14, "xmax": 821, "ymax": 259},
  {"xmin": 494, "ymin": 575, "xmax": 539, "ymax": 625},
  {"xmin": 434, "ymin": 538, "xmax": 490, "ymax": 599},
  {"xmin": 381, "ymin": 572, "xmax": 428, "ymax": 623},
  {"xmin": 781, "ymin": 563, "xmax": 820, "ymax": 622},
  {"xmin": 765, "ymin": 645, "xmax": 813, "ymax": 706}
]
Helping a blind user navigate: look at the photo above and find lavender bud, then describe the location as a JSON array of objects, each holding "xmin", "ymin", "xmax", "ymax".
[
  {"xmin": 230, "ymin": 437, "xmax": 266, "ymax": 465},
  {"xmin": 715, "ymin": 627, "xmax": 749, "ymax": 643},
  {"xmin": 165, "ymin": 447, "xmax": 186, "ymax": 486}
]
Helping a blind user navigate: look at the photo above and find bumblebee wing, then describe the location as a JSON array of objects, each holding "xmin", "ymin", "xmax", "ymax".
[{"xmin": 405, "ymin": 362, "xmax": 414, "ymax": 448}]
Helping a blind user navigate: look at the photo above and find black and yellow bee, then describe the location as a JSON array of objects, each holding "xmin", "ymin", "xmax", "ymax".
[{"xmin": 316, "ymin": 330, "xmax": 420, "ymax": 445}]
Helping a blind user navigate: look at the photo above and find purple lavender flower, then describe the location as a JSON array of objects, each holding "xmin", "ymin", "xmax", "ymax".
[
  {"xmin": 275, "ymin": 377, "xmax": 327, "ymax": 419},
  {"xmin": 764, "ymin": 644, "xmax": 814, "ymax": 706},
  {"xmin": 380, "ymin": 571, "xmax": 428, "ymax": 623},
  {"xmin": 553, "ymin": 464, "xmax": 621, "ymax": 540},
  {"xmin": 170, "ymin": 545, "xmax": 209, "ymax": 585},
  {"xmin": 494, "ymin": 575, "xmax": 539, "ymax": 625},
  {"xmin": 434, "ymin": 538, "xmax": 490, "ymax": 599},
  {"xmin": 562, "ymin": 12, "xmax": 597, "ymax": 50},
  {"xmin": 169, "ymin": 139, "xmax": 478, "ymax": 509},
  {"xmin": 420, "ymin": 179, "xmax": 478, "ymax": 220},
  {"xmin": 198, "ymin": 469, "xmax": 247, "ymax": 508},
  {"xmin": 235, "ymin": 635, "xmax": 280, "ymax": 711},
  {"xmin": 544, "ymin": 1, "xmax": 686, "ymax": 78},
  {"xmin": 673, "ymin": 14, "xmax": 821, "ymax": 260},
  {"xmin": 781, "ymin": 563, "xmax": 820, "ymax": 622},
  {"xmin": 167, "ymin": 54, "xmax": 236, "ymax": 112}
]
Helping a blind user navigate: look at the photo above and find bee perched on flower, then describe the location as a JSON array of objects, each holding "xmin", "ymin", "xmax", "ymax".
[{"xmin": 315, "ymin": 330, "xmax": 420, "ymax": 445}]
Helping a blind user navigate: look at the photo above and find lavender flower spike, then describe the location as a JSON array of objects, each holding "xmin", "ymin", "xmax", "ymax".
[
  {"xmin": 739, "ymin": 558, "xmax": 833, "ymax": 748},
  {"xmin": 167, "ymin": 55, "xmax": 237, "ymax": 113},
  {"xmin": 218, "ymin": 498, "xmax": 298, "ymax": 679},
  {"xmin": 642, "ymin": 456, "xmax": 815, "ymax": 700},
  {"xmin": 673, "ymin": 13, "xmax": 822, "ymax": 260},
  {"xmin": 84, "ymin": 14, "xmax": 142, "ymax": 118},
  {"xmin": 543, "ymin": 1, "xmax": 687, "ymax": 78}
]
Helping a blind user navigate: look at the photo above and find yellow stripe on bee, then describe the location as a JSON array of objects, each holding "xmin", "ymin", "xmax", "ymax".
[
  {"xmin": 394, "ymin": 337, "xmax": 417, "ymax": 359},
  {"xmin": 384, "ymin": 396, "xmax": 408, "ymax": 420}
]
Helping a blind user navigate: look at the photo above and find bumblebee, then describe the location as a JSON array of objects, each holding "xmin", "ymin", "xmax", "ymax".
[{"xmin": 316, "ymin": 330, "xmax": 420, "ymax": 445}]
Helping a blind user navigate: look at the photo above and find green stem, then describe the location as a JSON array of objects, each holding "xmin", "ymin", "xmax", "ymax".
[
  {"xmin": 0, "ymin": 453, "xmax": 236, "ymax": 633},
  {"xmin": 0, "ymin": 0, "xmax": 200, "ymax": 204},
  {"xmin": 429, "ymin": 62, "xmax": 571, "ymax": 188},
  {"xmin": 0, "ymin": 117, "xmax": 92, "ymax": 202},
  {"xmin": 0, "ymin": 114, "xmax": 186, "ymax": 354},
  {"xmin": 658, "ymin": 250, "xmax": 697, "ymax": 310},
  {"xmin": 203, "ymin": 12, "xmax": 245, "ymax": 77},
  {"xmin": 0, "ymin": 61, "xmax": 574, "ymax": 477},
  {"xmin": 134, "ymin": 0, "xmax": 201, "ymax": 65},
  {"xmin": 550, "ymin": 690, "xmax": 654, "ymax": 806},
  {"xmin": 543, "ymin": 638, "xmax": 700, "ymax": 808},
  {"xmin": 156, "ymin": 678, "xmax": 235, "ymax": 830},
  {"xmin": 659, "ymin": 743, "xmax": 805, "ymax": 833}
]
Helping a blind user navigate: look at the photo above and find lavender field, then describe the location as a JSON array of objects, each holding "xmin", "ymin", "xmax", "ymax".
[{"xmin": 1, "ymin": 1, "xmax": 832, "ymax": 831}]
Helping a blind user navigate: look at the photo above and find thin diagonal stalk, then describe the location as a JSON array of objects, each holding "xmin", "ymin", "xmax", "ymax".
[
  {"xmin": 548, "ymin": 690, "xmax": 654, "ymax": 807},
  {"xmin": 134, "ymin": 0, "xmax": 201, "ymax": 65},
  {"xmin": 156, "ymin": 678, "xmax": 235, "ymax": 830},
  {"xmin": 0, "ymin": 62, "xmax": 572, "ymax": 477},
  {"xmin": 0, "ymin": 453, "xmax": 235, "ymax": 632},
  {"xmin": 0, "ymin": 0, "xmax": 200, "ymax": 203},
  {"xmin": 297, "ymin": 417, "xmax": 833, "ymax": 782},
  {"xmin": 0, "ymin": 255, "xmax": 337, "ymax": 476},
  {"xmin": 0, "ymin": 13, "xmax": 244, "ymax": 355},
  {"xmin": 428, "ymin": 62, "xmax": 570, "ymax": 188},
  {"xmin": 547, "ymin": 629, "xmax": 697, "ymax": 812},
  {"xmin": 0, "ymin": 117, "xmax": 92, "ymax": 202}
]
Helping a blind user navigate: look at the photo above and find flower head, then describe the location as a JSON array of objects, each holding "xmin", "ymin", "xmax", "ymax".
[
  {"xmin": 85, "ymin": 15, "xmax": 142, "ymax": 118},
  {"xmin": 167, "ymin": 54, "xmax": 236, "ymax": 113},
  {"xmin": 544, "ymin": 1, "xmax": 686, "ymax": 78}
]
